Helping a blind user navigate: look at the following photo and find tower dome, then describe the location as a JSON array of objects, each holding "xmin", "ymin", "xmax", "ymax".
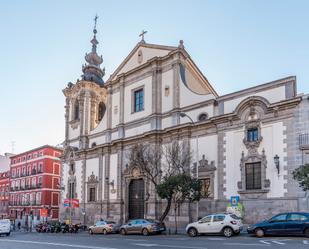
[{"xmin": 82, "ymin": 15, "xmax": 105, "ymax": 86}]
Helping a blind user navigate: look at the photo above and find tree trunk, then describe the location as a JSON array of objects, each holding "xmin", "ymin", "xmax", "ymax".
[
  {"xmin": 174, "ymin": 206, "xmax": 177, "ymax": 234},
  {"xmin": 159, "ymin": 198, "xmax": 172, "ymax": 222}
]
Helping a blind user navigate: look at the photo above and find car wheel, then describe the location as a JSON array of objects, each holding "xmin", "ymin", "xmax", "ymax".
[
  {"xmin": 88, "ymin": 229, "xmax": 93, "ymax": 235},
  {"xmin": 103, "ymin": 229, "xmax": 107, "ymax": 235},
  {"xmin": 223, "ymin": 227, "xmax": 233, "ymax": 238},
  {"xmin": 142, "ymin": 228, "xmax": 149, "ymax": 236},
  {"xmin": 305, "ymin": 228, "xmax": 309, "ymax": 238},
  {"xmin": 255, "ymin": 228, "xmax": 264, "ymax": 238},
  {"xmin": 120, "ymin": 229, "xmax": 126, "ymax": 235},
  {"xmin": 187, "ymin": 227, "xmax": 198, "ymax": 237}
]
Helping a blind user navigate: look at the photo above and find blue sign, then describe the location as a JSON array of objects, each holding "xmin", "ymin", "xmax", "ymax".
[{"xmin": 230, "ymin": 196, "xmax": 239, "ymax": 207}]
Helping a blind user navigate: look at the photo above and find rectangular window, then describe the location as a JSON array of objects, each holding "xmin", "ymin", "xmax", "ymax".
[
  {"xmin": 245, "ymin": 162, "xmax": 262, "ymax": 190},
  {"xmin": 247, "ymin": 128, "xmax": 259, "ymax": 142},
  {"xmin": 89, "ymin": 187, "xmax": 96, "ymax": 202},
  {"xmin": 69, "ymin": 182, "xmax": 75, "ymax": 199},
  {"xmin": 134, "ymin": 89, "xmax": 144, "ymax": 112},
  {"xmin": 201, "ymin": 178, "xmax": 211, "ymax": 198}
]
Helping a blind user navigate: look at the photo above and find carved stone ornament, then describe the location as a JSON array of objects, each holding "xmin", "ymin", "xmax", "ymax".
[
  {"xmin": 243, "ymin": 119, "xmax": 263, "ymax": 154},
  {"xmin": 237, "ymin": 149, "xmax": 270, "ymax": 198},
  {"xmin": 137, "ymin": 50, "xmax": 143, "ymax": 64},
  {"xmin": 87, "ymin": 172, "xmax": 98, "ymax": 184},
  {"xmin": 192, "ymin": 155, "xmax": 216, "ymax": 199},
  {"xmin": 69, "ymin": 119, "xmax": 80, "ymax": 130},
  {"xmin": 192, "ymin": 155, "xmax": 216, "ymax": 175}
]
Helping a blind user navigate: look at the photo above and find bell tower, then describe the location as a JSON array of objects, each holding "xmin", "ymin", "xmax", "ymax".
[{"xmin": 63, "ymin": 15, "xmax": 107, "ymax": 150}]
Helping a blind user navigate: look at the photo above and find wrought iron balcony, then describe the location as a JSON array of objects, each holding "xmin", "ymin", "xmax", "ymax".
[{"xmin": 299, "ymin": 134, "xmax": 309, "ymax": 149}]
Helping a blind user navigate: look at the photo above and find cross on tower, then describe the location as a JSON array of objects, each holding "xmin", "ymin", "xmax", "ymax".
[
  {"xmin": 139, "ymin": 30, "xmax": 147, "ymax": 42},
  {"xmin": 94, "ymin": 14, "xmax": 98, "ymax": 31}
]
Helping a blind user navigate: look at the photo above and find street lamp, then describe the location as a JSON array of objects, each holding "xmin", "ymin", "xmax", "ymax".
[
  {"xmin": 180, "ymin": 112, "xmax": 199, "ymax": 220},
  {"xmin": 274, "ymin": 155, "xmax": 280, "ymax": 175}
]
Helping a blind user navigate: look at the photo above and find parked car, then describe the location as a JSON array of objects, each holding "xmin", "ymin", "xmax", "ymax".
[
  {"xmin": 247, "ymin": 212, "xmax": 309, "ymax": 237},
  {"xmin": 120, "ymin": 219, "xmax": 166, "ymax": 236},
  {"xmin": 186, "ymin": 213, "xmax": 243, "ymax": 237},
  {"xmin": 89, "ymin": 220, "xmax": 120, "ymax": 235},
  {"xmin": 0, "ymin": 219, "xmax": 11, "ymax": 236}
]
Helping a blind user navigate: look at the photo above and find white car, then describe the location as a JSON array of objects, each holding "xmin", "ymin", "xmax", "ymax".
[
  {"xmin": 186, "ymin": 213, "xmax": 242, "ymax": 237},
  {"xmin": 0, "ymin": 219, "xmax": 11, "ymax": 236}
]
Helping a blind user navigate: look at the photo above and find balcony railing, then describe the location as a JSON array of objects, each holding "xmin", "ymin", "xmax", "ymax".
[{"xmin": 299, "ymin": 134, "xmax": 309, "ymax": 149}]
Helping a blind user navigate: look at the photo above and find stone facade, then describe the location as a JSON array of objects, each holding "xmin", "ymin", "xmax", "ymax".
[{"xmin": 60, "ymin": 23, "xmax": 309, "ymax": 227}]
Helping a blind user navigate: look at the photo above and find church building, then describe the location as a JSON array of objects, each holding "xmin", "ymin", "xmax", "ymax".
[{"xmin": 61, "ymin": 19, "xmax": 309, "ymax": 226}]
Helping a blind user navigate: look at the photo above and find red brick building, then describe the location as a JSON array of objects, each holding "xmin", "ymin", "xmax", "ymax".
[
  {"xmin": 9, "ymin": 145, "xmax": 62, "ymax": 223},
  {"xmin": 0, "ymin": 171, "xmax": 9, "ymax": 218}
]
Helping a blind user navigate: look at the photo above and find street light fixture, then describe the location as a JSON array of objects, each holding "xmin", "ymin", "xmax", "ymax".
[
  {"xmin": 180, "ymin": 112, "xmax": 199, "ymax": 221},
  {"xmin": 274, "ymin": 154, "xmax": 280, "ymax": 175}
]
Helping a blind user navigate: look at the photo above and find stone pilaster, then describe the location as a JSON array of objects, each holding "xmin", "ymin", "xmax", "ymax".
[
  {"xmin": 172, "ymin": 57, "xmax": 180, "ymax": 126},
  {"xmin": 217, "ymin": 131, "xmax": 226, "ymax": 199},
  {"xmin": 64, "ymin": 98, "xmax": 70, "ymax": 144},
  {"xmin": 104, "ymin": 149, "xmax": 111, "ymax": 218},
  {"xmin": 98, "ymin": 149, "xmax": 104, "ymax": 215},
  {"xmin": 150, "ymin": 63, "xmax": 162, "ymax": 130},
  {"xmin": 117, "ymin": 145, "xmax": 124, "ymax": 223},
  {"xmin": 118, "ymin": 77, "xmax": 125, "ymax": 138},
  {"xmin": 106, "ymin": 85, "xmax": 113, "ymax": 143}
]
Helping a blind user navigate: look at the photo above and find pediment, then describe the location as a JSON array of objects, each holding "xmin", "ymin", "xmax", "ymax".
[{"xmin": 108, "ymin": 42, "xmax": 177, "ymax": 82}]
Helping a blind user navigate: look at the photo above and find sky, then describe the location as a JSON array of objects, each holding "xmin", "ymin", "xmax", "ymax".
[{"xmin": 0, "ymin": 0, "xmax": 308, "ymax": 154}]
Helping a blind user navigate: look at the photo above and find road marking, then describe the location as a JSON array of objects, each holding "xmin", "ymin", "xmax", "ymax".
[
  {"xmin": 207, "ymin": 238, "xmax": 225, "ymax": 241},
  {"xmin": 304, "ymin": 240, "xmax": 309, "ymax": 245},
  {"xmin": 125, "ymin": 239, "xmax": 148, "ymax": 242},
  {"xmin": 224, "ymin": 242, "xmax": 269, "ymax": 247},
  {"xmin": 0, "ymin": 239, "xmax": 117, "ymax": 249},
  {"xmin": 260, "ymin": 241, "xmax": 271, "ymax": 245},
  {"xmin": 271, "ymin": 241, "xmax": 285, "ymax": 245},
  {"xmin": 133, "ymin": 243, "xmax": 207, "ymax": 249}
]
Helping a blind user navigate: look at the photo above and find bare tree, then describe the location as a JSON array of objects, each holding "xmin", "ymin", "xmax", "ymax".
[{"xmin": 127, "ymin": 140, "xmax": 196, "ymax": 223}]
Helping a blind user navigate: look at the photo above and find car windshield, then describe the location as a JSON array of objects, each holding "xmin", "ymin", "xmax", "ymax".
[
  {"xmin": 145, "ymin": 219, "xmax": 159, "ymax": 223},
  {"xmin": 230, "ymin": 214, "xmax": 241, "ymax": 220}
]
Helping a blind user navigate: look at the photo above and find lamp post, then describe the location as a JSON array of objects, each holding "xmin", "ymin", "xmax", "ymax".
[
  {"xmin": 274, "ymin": 155, "xmax": 280, "ymax": 175},
  {"xmin": 180, "ymin": 112, "xmax": 199, "ymax": 221}
]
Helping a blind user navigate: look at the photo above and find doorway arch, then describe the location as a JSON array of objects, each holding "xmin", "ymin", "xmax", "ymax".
[{"xmin": 128, "ymin": 179, "xmax": 145, "ymax": 219}]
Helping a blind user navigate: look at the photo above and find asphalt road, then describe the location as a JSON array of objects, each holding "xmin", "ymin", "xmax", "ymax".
[{"xmin": 1, "ymin": 231, "xmax": 309, "ymax": 249}]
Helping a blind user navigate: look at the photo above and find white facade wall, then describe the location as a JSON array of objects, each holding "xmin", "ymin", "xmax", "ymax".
[
  {"xmin": 89, "ymin": 135, "xmax": 106, "ymax": 146},
  {"xmin": 191, "ymin": 134, "xmax": 218, "ymax": 199},
  {"xmin": 224, "ymin": 129, "xmax": 245, "ymax": 199},
  {"xmin": 161, "ymin": 116, "xmax": 173, "ymax": 130},
  {"xmin": 224, "ymin": 121, "xmax": 287, "ymax": 199},
  {"xmin": 180, "ymin": 105, "xmax": 214, "ymax": 124},
  {"xmin": 161, "ymin": 70, "xmax": 174, "ymax": 113},
  {"xmin": 179, "ymin": 76, "xmax": 214, "ymax": 108},
  {"xmin": 124, "ymin": 77, "xmax": 152, "ymax": 123},
  {"xmin": 117, "ymin": 47, "xmax": 170, "ymax": 76},
  {"xmin": 125, "ymin": 123, "xmax": 150, "ymax": 137},
  {"xmin": 260, "ymin": 122, "xmax": 287, "ymax": 198},
  {"xmin": 223, "ymin": 85, "xmax": 286, "ymax": 114},
  {"xmin": 109, "ymin": 153, "xmax": 118, "ymax": 200},
  {"xmin": 112, "ymin": 91, "xmax": 120, "ymax": 128}
]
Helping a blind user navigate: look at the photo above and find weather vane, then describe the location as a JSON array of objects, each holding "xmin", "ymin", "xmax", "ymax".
[
  {"xmin": 139, "ymin": 30, "xmax": 147, "ymax": 42},
  {"xmin": 93, "ymin": 14, "xmax": 98, "ymax": 33}
]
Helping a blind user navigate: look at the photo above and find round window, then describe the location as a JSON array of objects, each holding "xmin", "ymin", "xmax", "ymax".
[{"xmin": 198, "ymin": 113, "xmax": 208, "ymax": 122}]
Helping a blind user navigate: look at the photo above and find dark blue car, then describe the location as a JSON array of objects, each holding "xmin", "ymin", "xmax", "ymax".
[{"xmin": 247, "ymin": 212, "xmax": 309, "ymax": 237}]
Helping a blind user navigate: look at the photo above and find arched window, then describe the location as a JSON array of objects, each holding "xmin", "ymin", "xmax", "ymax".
[
  {"xmin": 98, "ymin": 102, "xmax": 106, "ymax": 121},
  {"xmin": 73, "ymin": 100, "xmax": 79, "ymax": 120}
]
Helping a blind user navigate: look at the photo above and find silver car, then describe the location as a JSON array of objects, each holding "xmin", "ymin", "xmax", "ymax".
[{"xmin": 89, "ymin": 220, "xmax": 120, "ymax": 235}]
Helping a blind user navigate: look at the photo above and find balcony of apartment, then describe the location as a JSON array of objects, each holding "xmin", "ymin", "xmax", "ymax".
[{"xmin": 299, "ymin": 134, "xmax": 309, "ymax": 150}]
